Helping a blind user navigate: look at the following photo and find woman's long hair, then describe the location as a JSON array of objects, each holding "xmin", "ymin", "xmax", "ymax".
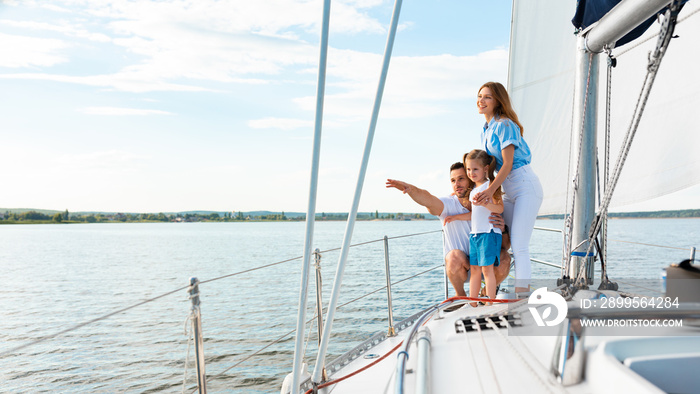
[
  {"xmin": 479, "ymin": 81, "xmax": 524, "ymax": 136},
  {"xmin": 463, "ymin": 149, "xmax": 502, "ymax": 203}
]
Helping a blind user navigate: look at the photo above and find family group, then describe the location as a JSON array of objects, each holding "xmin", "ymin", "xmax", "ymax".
[{"xmin": 387, "ymin": 82, "xmax": 543, "ymax": 304}]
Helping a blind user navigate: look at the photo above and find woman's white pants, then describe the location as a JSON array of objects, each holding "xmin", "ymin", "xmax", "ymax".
[{"xmin": 502, "ymin": 164, "xmax": 543, "ymax": 289}]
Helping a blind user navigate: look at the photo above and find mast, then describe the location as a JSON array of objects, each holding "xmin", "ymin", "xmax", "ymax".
[{"xmin": 569, "ymin": 37, "xmax": 599, "ymax": 286}]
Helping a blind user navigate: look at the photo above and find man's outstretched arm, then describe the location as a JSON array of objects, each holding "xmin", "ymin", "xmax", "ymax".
[{"xmin": 386, "ymin": 179, "xmax": 444, "ymax": 216}]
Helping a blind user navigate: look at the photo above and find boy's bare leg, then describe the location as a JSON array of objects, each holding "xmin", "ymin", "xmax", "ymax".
[
  {"xmin": 483, "ymin": 265, "xmax": 496, "ymax": 306},
  {"xmin": 469, "ymin": 265, "xmax": 481, "ymax": 307}
]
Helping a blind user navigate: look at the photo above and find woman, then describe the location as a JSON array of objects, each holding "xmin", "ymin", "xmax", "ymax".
[{"xmin": 473, "ymin": 81, "xmax": 543, "ymax": 293}]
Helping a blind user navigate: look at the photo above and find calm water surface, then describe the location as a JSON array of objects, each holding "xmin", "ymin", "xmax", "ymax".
[{"xmin": 1, "ymin": 219, "xmax": 698, "ymax": 392}]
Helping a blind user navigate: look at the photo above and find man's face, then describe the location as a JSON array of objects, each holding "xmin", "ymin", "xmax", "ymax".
[{"xmin": 450, "ymin": 168, "xmax": 468, "ymax": 199}]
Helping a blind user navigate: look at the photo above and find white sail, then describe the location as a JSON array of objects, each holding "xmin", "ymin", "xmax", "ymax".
[
  {"xmin": 509, "ymin": 0, "xmax": 700, "ymax": 215},
  {"xmin": 508, "ymin": 0, "xmax": 578, "ymax": 214},
  {"xmin": 603, "ymin": 2, "xmax": 700, "ymax": 208}
]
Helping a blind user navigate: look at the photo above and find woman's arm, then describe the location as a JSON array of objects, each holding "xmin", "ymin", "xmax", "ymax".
[
  {"xmin": 472, "ymin": 196, "xmax": 504, "ymax": 213},
  {"xmin": 483, "ymin": 200, "xmax": 504, "ymax": 214},
  {"xmin": 473, "ymin": 145, "xmax": 514, "ymax": 204}
]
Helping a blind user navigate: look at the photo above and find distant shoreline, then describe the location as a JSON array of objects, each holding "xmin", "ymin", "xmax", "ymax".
[
  {"xmin": 3, "ymin": 217, "xmax": 699, "ymax": 226},
  {"xmin": 537, "ymin": 209, "xmax": 700, "ymax": 220},
  {"xmin": 1, "ymin": 207, "xmax": 699, "ymax": 225}
]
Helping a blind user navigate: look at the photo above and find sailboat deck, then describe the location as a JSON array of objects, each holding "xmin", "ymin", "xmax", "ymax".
[
  {"xmin": 314, "ymin": 299, "xmax": 700, "ymax": 394},
  {"xmin": 317, "ymin": 302, "xmax": 567, "ymax": 393},
  {"xmin": 418, "ymin": 304, "xmax": 564, "ymax": 394}
]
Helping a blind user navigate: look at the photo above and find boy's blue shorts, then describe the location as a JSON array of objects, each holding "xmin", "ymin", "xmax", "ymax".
[{"xmin": 469, "ymin": 230, "xmax": 502, "ymax": 267}]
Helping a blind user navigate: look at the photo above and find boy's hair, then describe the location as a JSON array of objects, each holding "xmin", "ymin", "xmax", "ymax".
[
  {"xmin": 449, "ymin": 162, "xmax": 464, "ymax": 172},
  {"xmin": 462, "ymin": 149, "xmax": 503, "ymax": 203}
]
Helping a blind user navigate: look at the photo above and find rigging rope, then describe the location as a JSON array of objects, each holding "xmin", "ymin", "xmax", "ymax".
[
  {"xmin": 4, "ymin": 229, "xmax": 442, "ymax": 393},
  {"xmin": 563, "ymin": 74, "xmax": 577, "ymax": 276},
  {"xmin": 181, "ymin": 314, "xmax": 194, "ymax": 394},
  {"xmin": 614, "ymin": 280, "xmax": 664, "ymax": 295},
  {"xmin": 200, "ymin": 262, "xmax": 445, "ymax": 391},
  {"xmin": 197, "ymin": 230, "xmax": 443, "ymax": 286},
  {"xmin": 302, "ymin": 301, "xmax": 318, "ymax": 367},
  {"xmin": 602, "ymin": 48, "xmax": 614, "ymax": 282},
  {"xmin": 197, "ymin": 316, "xmax": 319, "ymax": 394},
  {"xmin": 303, "ymin": 342, "xmax": 403, "ymax": 394},
  {"xmin": 576, "ymin": 0, "xmax": 683, "ymax": 282},
  {"xmin": 441, "ymin": 296, "xmax": 521, "ymax": 304},
  {"xmin": 0, "ymin": 284, "xmax": 189, "ymax": 358},
  {"xmin": 608, "ymin": 238, "xmax": 693, "ymax": 251},
  {"xmin": 338, "ymin": 264, "xmax": 444, "ymax": 308},
  {"xmin": 2, "ymin": 231, "xmax": 440, "ymax": 358}
]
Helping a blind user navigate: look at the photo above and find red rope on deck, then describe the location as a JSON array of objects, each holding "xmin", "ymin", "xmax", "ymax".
[
  {"xmin": 301, "ymin": 296, "xmax": 522, "ymax": 393},
  {"xmin": 442, "ymin": 295, "xmax": 522, "ymax": 304},
  {"xmin": 304, "ymin": 341, "xmax": 403, "ymax": 394}
]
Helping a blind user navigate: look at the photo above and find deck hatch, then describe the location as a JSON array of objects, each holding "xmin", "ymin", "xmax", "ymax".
[{"xmin": 455, "ymin": 313, "xmax": 522, "ymax": 333}]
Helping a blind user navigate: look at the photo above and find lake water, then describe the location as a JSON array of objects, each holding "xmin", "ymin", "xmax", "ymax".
[{"xmin": 1, "ymin": 219, "xmax": 698, "ymax": 393}]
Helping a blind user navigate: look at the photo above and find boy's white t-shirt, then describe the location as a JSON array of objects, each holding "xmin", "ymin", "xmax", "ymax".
[{"xmin": 469, "ymin": 180, "xmax": 502, "ymax": 235}]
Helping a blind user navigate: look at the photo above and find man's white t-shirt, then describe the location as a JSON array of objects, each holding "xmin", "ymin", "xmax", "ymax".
[{"xmin": 438, "ymin": 195, "xmax": 472, "ymax": 258}]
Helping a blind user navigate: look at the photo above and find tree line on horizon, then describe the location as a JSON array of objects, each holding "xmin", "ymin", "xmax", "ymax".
[
  {"xmin": 0, "ymin": 210, "xmax": 428, "ymax": 224},
  {"xmin": 537, "ymin": 209, "xmax": 700, "ymax": 219},
  {"xmin": 4, "ymin": 208, "xmax": 697, "ymax": 224}
]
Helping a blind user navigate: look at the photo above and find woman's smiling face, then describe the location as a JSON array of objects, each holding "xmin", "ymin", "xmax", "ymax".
[{"xmin": 477, "ymin": 87, "xmax": 496, "ymax": 119}]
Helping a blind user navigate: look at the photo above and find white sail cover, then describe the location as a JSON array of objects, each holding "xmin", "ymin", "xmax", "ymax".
[{"xmin": 509, "ymin": 0, "xmax": 700, "ymax": 214}]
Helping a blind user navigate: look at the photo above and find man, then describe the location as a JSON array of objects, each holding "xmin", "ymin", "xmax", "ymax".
[{"xmin": 386, "ymin": 162, "xmax": 511, "ymax": 297}]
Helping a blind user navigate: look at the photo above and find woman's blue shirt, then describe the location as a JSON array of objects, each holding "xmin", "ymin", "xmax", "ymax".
[{"xmin": 481, "ymin": 116, "xmax": 532, "ymax": 171}]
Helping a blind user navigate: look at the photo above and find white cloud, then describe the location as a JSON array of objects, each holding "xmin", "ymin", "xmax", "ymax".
[
  {"xmin": 330, "ymin": 1, "xmax": 386, "ymax": 34},
  {"xmin": 79, "ymin": 107, "xmax": 172, "ymax": 116},
  {"xmin": 0, "ymin": 72, "xmax": 217, "ymax": 92},
  {"xmin": 248, "ymin": 117, "xmax": 314, "ymax": 130},
  {"xmin": 0, "ymin": 33, "xmax": 69, "ymax": 67},
  {"xmin": 0, "ymin": 20, "xmax": 111, "ymax": 42},
  {"xmin": 39, "ymin": 3, "xmax": 71, "ymax": 13},
  {"xmin": 55, "ymin": 150, "xmax": 150, "ymax": 174},
  {"xmin": 292, "ymin": 48, "xmax": 509, "ymax": 121},
  {"xmin": 0, "ymin": 0, "xmax": 394, "ymax": 92},
  {"xmin": 345, "ymin": 0, "xmax": 387, "ymax": 8}
]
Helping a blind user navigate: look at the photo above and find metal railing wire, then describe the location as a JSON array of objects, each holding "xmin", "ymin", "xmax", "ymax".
[
  {"xmin": 0, "ymin": 284, "xmax": 190, "ymax": 357},
  {"xmin": 0, "ymin": 230, "xmax": 442, "ymax": 365},
  {"xmin": 607, "ymin": 238, "xmax": 693, "ymax": 251},
  {"xmin": 530, "ymin": 226, "xmax": 696, "ymax": 269},
  {"xmin": 5, "ymin": 225, "xmax": 695, "ymax": 392},
  {"xmin": 194, "ymin": 262, "xmax": 446, "ymax": 394},
  {"xmin": 531, "ymin": 226, "xmax": 696, "ymax": 296},
  {"xmin": 196, "ymin": 229, "xmax": 443, "ymax": 286}
]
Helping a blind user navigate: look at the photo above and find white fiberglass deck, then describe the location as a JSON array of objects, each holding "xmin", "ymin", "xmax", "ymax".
[{"xmin": 309, "ymin": 299, "xmax": 700, "ymax": 394}]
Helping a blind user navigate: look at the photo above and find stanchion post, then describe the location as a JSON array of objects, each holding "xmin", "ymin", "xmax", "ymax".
[
  {"xmin": 189, "ymin": 277, "xmax": 207, "ymax": 394},
  {"xmin": 384, "ymin": 236, "xmax": 396, "ymax": 336},
  {"xmin": 442, "ymin": 231, "xmax": 449, "ymax": 299},
  {"xmin": 313, "ymin": 249, "xmax": 328, "ymax": 381},
  {"xmin": 690, "ymin": 247, "xmax": 696, "ymax": 262}
]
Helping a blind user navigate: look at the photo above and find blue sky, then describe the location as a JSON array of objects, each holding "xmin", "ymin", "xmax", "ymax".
[{"xmin": 1, "ymin": 0, "xmax": 697, "ymax": 214}]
